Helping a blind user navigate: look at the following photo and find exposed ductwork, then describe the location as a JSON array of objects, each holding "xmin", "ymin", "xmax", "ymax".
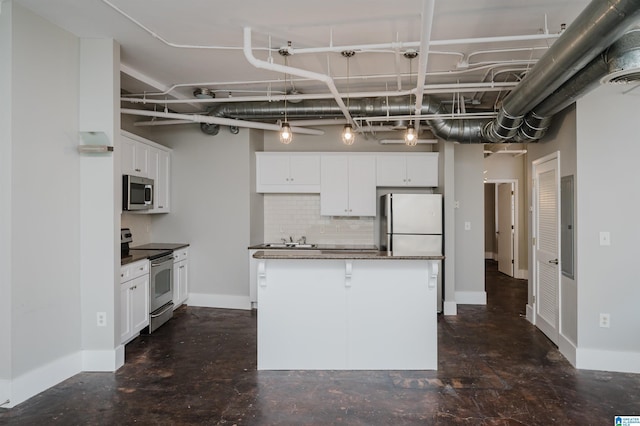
[{"xmin": 197, "ymin": 0, "xmax": 640, "ymax": 143}]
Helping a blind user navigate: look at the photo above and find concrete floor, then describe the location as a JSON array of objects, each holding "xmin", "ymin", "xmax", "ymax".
[{"xmin": 1, "ymin": 261, "xmax": 639, "ymax": 425}]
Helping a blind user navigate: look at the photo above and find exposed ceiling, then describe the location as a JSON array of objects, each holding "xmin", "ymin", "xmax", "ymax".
[{"xmin": 16, "ymin": 0, "xmax": 635, "ymax": 143}]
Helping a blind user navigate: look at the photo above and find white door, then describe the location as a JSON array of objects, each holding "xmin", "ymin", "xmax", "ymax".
[
  {"xmin": 497, "ymin": 183, "xmax": 514, "ymax": 277},
  {"xmin": 533, "ymin": 154, "xmax": 560, "ymax": 344}
]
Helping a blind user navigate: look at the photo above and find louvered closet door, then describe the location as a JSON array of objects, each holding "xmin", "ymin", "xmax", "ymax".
[{"xmin": 534, "ymin": 155, "xmax": 560, "ymax": 344}]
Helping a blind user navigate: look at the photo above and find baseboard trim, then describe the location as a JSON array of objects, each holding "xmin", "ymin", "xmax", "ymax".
[
  {"xmin": 443, "ymin": 300, "xmax": 457, "ymax": 315},
  {"xmin": 484, "ymin": 251, "xmax": 495, "ymax": 260},
  {"xmin": 516, "ymin": 268, "xmax": 528, "ymax": 280},
  {"xmin": 558, "ymin": 334, "xmax": 577, "ymax": 367},
  {"xmin": 188, "ymin": 293, "xmax": 251, "ymax": 310},
  {"xmin": 526, "ymin": 304, "xmax": 534, "ymax": 324},
  {"xmin": 9, "ymin": 351, "xmax": 81, "ymax": 408},
  {"xmin": 576, "ymin": 347, "xmax": 640, "ymax": 373},
  {"xmin": 0, "ymin": 379, "xmax": 9, "ymax": 408},
  {"xmin": 454, "ymin": 291, "xmax": 487, "ymax": 305},
  {"xmin": 82, "ymin": 347, "xmax": 125, "ymax": 372}
]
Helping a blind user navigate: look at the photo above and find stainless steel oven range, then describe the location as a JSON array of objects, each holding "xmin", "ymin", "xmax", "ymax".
[{"xmin": 148, "ymin": 252, "xmax": 174, "ymax": 333}]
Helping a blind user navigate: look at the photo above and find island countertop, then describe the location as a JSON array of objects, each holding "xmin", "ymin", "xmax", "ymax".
[{"xmin": 252, "ymin": 250, "xmax": 444, "ymax": 261}]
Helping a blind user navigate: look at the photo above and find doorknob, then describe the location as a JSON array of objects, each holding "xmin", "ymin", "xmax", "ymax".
[{"xmin": 549, "ymin": 259, "xmax": 559, "ymax": 265}]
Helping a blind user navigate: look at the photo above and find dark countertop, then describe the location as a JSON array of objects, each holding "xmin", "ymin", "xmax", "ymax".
[
  {"xmin": 131, "ymin": 243, "xmax": 190, "ymax": 250},
  {"xmin": 252, "ymin": 250, "xmax": 444, "ymax": 261},
  {"xmin": 248, "ymin": 243, "xmax": 379, "ymax": 252},
  {"xmin": 121, "ymin": 248, "xmax": 173, "ymax": 265}
]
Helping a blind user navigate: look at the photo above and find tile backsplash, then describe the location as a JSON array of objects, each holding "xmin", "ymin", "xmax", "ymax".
[{"xmin": 264, "ymin": 194, "xmax": 375, "ymax": 245}]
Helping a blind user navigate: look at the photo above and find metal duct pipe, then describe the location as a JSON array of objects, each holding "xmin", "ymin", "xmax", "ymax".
[
  {"xmin": 518, "ymin": 28, "xmax": 640, "ymax": 141},
  {"xmin": 206, "ymin": 94, "xmax": 488, "ymax": 142},
  {"xmin": 482, "ymin": 0, "xmax": 640, "ymax": 142}
]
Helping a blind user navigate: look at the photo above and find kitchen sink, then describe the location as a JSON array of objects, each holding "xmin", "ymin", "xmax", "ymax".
[{"xmin": 264, "ymin": 243, "xmax": 317, "ymax": 249}]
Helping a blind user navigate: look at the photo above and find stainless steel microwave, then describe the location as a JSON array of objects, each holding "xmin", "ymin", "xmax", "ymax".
[{"xmin": 123, "ymin": 175, "xmax": 154, "ymax": 211}]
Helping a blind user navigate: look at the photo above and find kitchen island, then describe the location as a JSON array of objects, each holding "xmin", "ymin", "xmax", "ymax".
[{"xmin": 253, "ymin": 250, "xmax": 443, "ymax": 370}]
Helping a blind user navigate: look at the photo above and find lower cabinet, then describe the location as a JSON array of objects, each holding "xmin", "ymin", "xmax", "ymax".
[
  {"xmin": 173, "ymin": 247, "xmax": 189, "ymax": 309},
  {"xmin": 120, "ymin": 262, "xmax": 150, "ymax": 344}
]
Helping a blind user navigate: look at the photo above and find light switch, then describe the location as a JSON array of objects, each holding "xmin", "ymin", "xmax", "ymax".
[
  {"xmin": 464, "ymin": 221, "xmax": 471, "ymax": 231},
  {"xmin": 599, "ymin": 231, "xmax": 611, "ymax": 246}
]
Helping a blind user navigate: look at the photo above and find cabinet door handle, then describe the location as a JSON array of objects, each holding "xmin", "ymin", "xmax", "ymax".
[{"xmin": 135, "ymin": 168, "xmax": 141, "ymax": 172}]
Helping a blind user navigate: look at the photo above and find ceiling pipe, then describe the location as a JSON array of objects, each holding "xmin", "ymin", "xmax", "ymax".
[
  {"xmin": 120, "ymin": 108, "xmax": 324, "ymax": 135},
  {"xmin": 517, "ymin": 28, "xmax": 640, "ymax": 141},
  {"xmin": 413, "ymin": 0, "xmax": 436, "ymax": 135},
  {"xmin": 242, "ymin": 27, "xmax": 354, "ymax": 127},
  {"xmin": 482, "ymin": 0, "xmax": 640, "ymax": 142}
]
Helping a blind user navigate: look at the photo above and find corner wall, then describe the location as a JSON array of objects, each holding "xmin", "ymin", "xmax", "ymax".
[
  {"xmin": 453, "ymin": 144, "xmax": 486, "ymax": 304},
  {"xmin": 8, "ymin": 3, "xmax": 83, "ymax": 406},
  {"xmin": 574, "ymin": 85, "xmax": 640, "ymax": 372},
  {"xmin": 0, "ymin": 0, "xmax": 13, "ymax": 404}
]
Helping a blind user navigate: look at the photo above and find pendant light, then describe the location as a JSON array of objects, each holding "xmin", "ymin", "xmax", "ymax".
[
  {"xmin": 404, "ymin": 50, "xmax": 418, "ymax": 146},
  {"xmin": 341, "ymin": 50, "xmax": 355, "ymax": 145},
  {"xmin": 279, "ymin": 44, "xmax": 293, "ymax": 145}
]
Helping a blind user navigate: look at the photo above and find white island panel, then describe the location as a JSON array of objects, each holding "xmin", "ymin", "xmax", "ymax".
[{"xmin": 257, "ymin": 258, "xmax": 438, "ymax": 370}]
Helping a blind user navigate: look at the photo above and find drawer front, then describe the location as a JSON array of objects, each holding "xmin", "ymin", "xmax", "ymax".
[
  {"xmin": 121, "ymin": 259, "xmax": 149, "ymax": 283},
  {"xmin": 173, "ymin": 247, "xmax": 189, "ymax": 263}
]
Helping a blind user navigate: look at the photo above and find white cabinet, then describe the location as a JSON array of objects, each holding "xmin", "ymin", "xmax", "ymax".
[
  {"xmin": 121, "ymin": 130, "xmax": 172, "ymax": 214},
  {"xmin": 256, "ymin": 152, "xmax": 321, "ymax": 193},
  {"xmin": 320, "ymin": 155, "xmax": 376, "ymax": 216},
  {"xmin": 121, "ymin": 134, "xmax": 150, "ymax": 177},
  {"xmin": 173, "ymin": 247, "xmax": 189, "ymax": 309},
  {"xmin": 120, "ymin": 259, "xmax": 150, "ymax": 344},
  {"xmin": 148, "ymin": 147, "xmax": 171, "ymax": 213},
  {"xmin": 376, "ymin": 153, "xmax": 439, "ymax": 187}
]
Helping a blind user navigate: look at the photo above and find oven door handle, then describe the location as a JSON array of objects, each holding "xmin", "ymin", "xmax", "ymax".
[
  {"xmin": 151, "ymin": 257, "xmax": 174, "ymax": 266},
  {"xmin": 150, "ymin": 303, "xmax": 174, "ymax": 318}
]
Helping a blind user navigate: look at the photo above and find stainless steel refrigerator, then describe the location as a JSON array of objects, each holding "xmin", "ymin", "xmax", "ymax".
[{"xmin": 380, "ymin": 193, "xmax": 443, "ymax": 311}]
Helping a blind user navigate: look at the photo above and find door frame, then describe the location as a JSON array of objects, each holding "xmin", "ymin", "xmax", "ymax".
[
  {"xmin": 530, "ymin": 151, "xmax": 561, "ymax": 339},
  {"xmin": 484, "ymin": 178, "xmax": 521, "ymax": 279}
]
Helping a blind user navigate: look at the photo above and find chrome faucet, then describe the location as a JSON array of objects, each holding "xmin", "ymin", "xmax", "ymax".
[
  {"xmin": 297, "ymin": 236, "xmax": 307, "ymax": 244},
  {"xmin": 281, "ymin": 238, "xmax": 287, "ymax": 244}
]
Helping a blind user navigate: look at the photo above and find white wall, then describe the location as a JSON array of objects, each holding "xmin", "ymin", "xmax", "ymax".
[
  {"xmin": 0, "ymin": 0, "xmax": 13, "ymax": 400},
  {"xmin": 144, "ymin": 125, "xmax": 255, "ymax": 309},
  {"xmin": 2, "ymin": 4, "xmax": 87, "ymax": 405},
  {"xmin": 574, "ymin": 85, "xmax": 640, "ymax": 372},
  {"xmin": 78, "ymin": 38, "xmax": 122, "ymax": 368},
  {"xmin": 11, "ymin": 2, "xmax": 81, "ymax": 377},
  {"xmin": 454, "ymin": 144, "xmax": 486, "ymax": 304}
]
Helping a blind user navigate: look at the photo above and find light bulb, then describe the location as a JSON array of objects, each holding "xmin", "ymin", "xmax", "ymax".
[
  {"xmin": 341, "ymin": 124, "xmax": 355, "ymax": 145},
  {"xmin": 280, "ymin": 122, "xmax": 293, "ymax": 144},
  {"xmin": 405, "ymin": 124, "xmax": 417, "ymax": 146}
]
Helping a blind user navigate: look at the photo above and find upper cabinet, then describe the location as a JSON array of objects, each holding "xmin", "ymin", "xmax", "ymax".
[
  {"xmin": 376, "ymin": 153, "xmax": 439, "ymax": 187},
  {"xmin": 256, "ymin": 152, "xmax": 321, "ymax": 193},
  {"xmin": 320, "ymin": 154, "xmax": 376, "ymax": 216},
  {"xmin": 121, "ymin": 130, "xmax": 171, "ymax": 214}
]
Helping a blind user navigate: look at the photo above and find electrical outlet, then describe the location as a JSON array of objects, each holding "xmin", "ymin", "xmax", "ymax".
[
  {"xmin": 464, "ymin": 221, "xmax": 471, "ymax": 231},
  {"xmin": 97, "ymin": 312, "xmax": 107, "ymax": 327},
  {"xmin": 599, "ymin": 313, "xmax": 610, "ymax": 328},
  {"xmin": 599, "ymin": 231, "xmax": 611, "ymax": 246}
]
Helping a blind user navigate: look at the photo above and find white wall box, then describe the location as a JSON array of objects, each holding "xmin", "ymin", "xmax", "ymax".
[
  {"xmin": 376, "ymin": 153, "xmax": 439, "ymax": 187},
  {"xmin": 256, "ymin": 152, "xmax": 321, "ymax": 193},
  {"xmin": 121, "ymin": 130, "xmax": 172, "ymax": 213},
  {"xmin": 120, "ymin": 259, "xmax": 150, "ymax": 344},
  {"xmin": 173, "ymin": 247, "xmax": 189, "ymax": 309},
  {"xmin": 320, "ymin": 154, "xmax": 376, "ymax": 216}
]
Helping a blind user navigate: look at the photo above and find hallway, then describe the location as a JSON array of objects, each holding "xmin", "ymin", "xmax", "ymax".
[{"xmin": 1, "ymin": 262, "xmax": 639, "ymax": 424}]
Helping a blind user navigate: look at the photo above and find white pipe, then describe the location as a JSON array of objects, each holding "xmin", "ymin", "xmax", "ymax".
[
  {"xmin": 243, "ymin": 27, "xmax": 354, "ymax": 127},
  {"xmin": 120, "ymin": 82, "xmax": 518, "ymax": 105},
  {"xmin": 290, "ymin": 33, "xmax": 561, "ymax": 55},
  {"xmin": 121, "ymin": 109, "xmax": 324, "ymax": 135},
  {"xmin": 414, "ymin": 0, "xmax": 436, "ymax": 134},
  {"xmin": 134, "ymin": 120, "xmax": 194, "ymax": 127}
]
